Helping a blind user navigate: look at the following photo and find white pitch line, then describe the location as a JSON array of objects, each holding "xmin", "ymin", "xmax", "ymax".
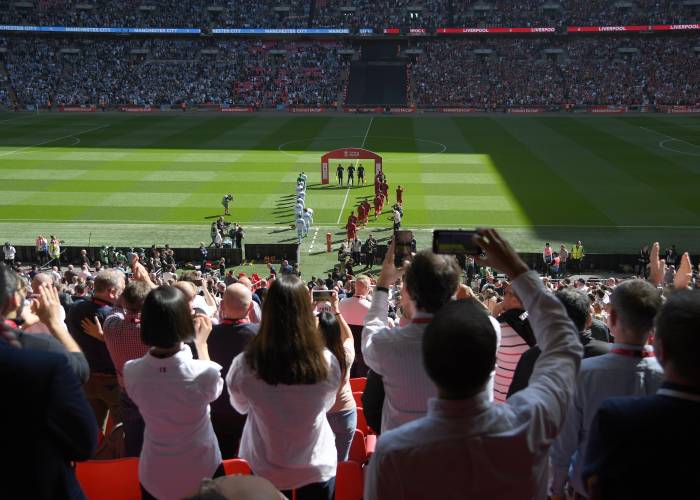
[
  {"xmin": 308, "ymin": 227, "xmax": 320, "ymax": 253},
  {"xmin": 0, "ymin": 124, "xmax": 110, "ymax": 158},
  {"xmin": 639, "ymin": 125, "xmax": 700, "ymax": 149},
  {"xmin": 335, "ymin": 116, "xmax": 374, "ymax": 225}
]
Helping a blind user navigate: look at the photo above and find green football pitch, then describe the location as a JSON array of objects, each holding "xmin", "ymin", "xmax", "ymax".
[{"xmin": 0, "ymin": 111, "xmax": 699, "ymax": 276}]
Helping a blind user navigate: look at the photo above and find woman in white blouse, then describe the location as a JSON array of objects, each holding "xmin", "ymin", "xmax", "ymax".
[
  {"xmin": 124, "ymin": 286, "xmax": 223, "ymax": 500},
  {"xmin": 227, "ymin": 275, "xmax": 341, "ymax": 500}
]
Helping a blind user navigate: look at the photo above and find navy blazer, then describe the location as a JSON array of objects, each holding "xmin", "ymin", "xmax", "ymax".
[
  {"xmin": 583, "ymin": 383, "xmax": 700, "ymax": 498},
  {"xmin": 0, "ymin": 337, "xmax": 98, "ymax": 500}
]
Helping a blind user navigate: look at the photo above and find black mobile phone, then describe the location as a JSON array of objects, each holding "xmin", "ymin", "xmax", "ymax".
[
  {"xmin": 394, "ymin": 230, "xmax": 414, "ymax": 267},
  {"xmin": 312, "ymin": 289, "xmax": 334, "ymax": 302},
  {"xmin": 432, "ymin": 229, "xmax": 481, "ymax": 255}
]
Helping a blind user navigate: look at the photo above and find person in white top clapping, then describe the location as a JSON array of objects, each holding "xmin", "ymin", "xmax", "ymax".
[
  {"xmin": 124, "ymin": 286, "xmax": 223, "ymax": 500},
  {"xmin": 227, "ymin": 275, "xmax": 341, "ymax": 500}
]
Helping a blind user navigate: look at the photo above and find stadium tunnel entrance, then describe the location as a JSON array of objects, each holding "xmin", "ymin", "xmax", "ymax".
[{"xmin": 320, "ymin": 148, "xmax": 382, "ymax": 185}]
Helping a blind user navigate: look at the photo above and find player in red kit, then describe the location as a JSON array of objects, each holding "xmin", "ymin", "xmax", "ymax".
[
  {"xmin": 346, "ymin": 220, "xmax": 357, "ymax": 241},
  {"xmin": 357, "ymin": 203, "xmax": 366, "ymax": 226},
  {"xmin": 373, "ymin": 193, "xmax": 382, "ymax": 219},
  {"xmin": 396, "ymin": 185, "xmax": 404, "ymax": 205},
  {"xmin": 346, "ymin": 211, "xmax": 358, "ymax": 228},
  {"xmin": 380, "ymin": 180, "xmax": 389, "ymax": 203}
]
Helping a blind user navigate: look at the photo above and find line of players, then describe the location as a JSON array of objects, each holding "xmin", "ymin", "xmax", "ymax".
[
  {"xmin": 344, "ymin": 171, "xmax": 405, "ymax": 241},
  {"xmin": 294, "ymin": 172, "xmax": 315, "ymax": 243}
]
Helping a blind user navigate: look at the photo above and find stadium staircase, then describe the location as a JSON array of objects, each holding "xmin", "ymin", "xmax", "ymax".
[{"xmin": 346, "ymin": 41, "xmax": 408, "ymax": 107}]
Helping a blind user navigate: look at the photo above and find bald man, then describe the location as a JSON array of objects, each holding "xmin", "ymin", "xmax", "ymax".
[{"xmin": 205, "ymin": 283, "xmax": 259, "ymax": 458}]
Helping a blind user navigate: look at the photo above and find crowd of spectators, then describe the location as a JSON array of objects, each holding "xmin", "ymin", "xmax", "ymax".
[
  {"xmin": 0, "ymin": 0, "xmax": 698, "ymax": 29},
  {"xmin": 2, "ymin": 229, "xmax": 698, "ymax": 499},
  {"xmin": 0, "ymin": 37, "xmax": 349, "ymax": 108},
  {"xmin": 410, "ymin": 35, "xmax": 700, "ymax": 108}
]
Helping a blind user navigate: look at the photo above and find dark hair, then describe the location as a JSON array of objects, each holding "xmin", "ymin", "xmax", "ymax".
[
  {"xmin": 141, "ymin": 286, "xmax": 194, "ymax": 348},
  {"xmin": 318, "ymin": 312, "xmax": 348, "ymax": 380},
  {"xmin": 245, "ymin": 275, "xmax": 328, "ymax": 385},
  {"xmin": 655, "ymin": 290, "xmax": 700, "ymax": 383},
  {"xmin": 556, "ymin": 288, "xmax": 590, "ymax": 332},
  {"xmin": 610, "ymin": 280, "xmax": 662, "ymax": 337},
  {"xmin": 423, "ymin": 300, "xmax": 497, "ymax": 397},
  {"xmin": 122, "ymin": 281, "xmax": 152, "ymax": 313},
  {"xmin": 0, "ymin": 263, "xmax": 19, "ymax": 316},
  {"xmin": 404, "ymin": 251, "xmax": 460, "ymax": 313}
]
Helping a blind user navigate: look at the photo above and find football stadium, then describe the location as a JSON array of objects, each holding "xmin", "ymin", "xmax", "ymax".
[{"xmin": 1, "ymin": 2, "xmax": 699, "ymax": 499}]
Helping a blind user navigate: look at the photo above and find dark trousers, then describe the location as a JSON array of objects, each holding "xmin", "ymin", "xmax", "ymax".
[
  {"xmin": 120, "ymin": 392, "xmax": 145, "ymax": 458},
  {"xmin": 141, "ymin": 463, "xmax": 225, "ymax": 500},
  {"xmin": 212, "ymin": 411, "xmax": 246, "ymax": 460},
  {"xmin": 282, "ymin": 478, "xmax": 335, "ymax": 500},
  {"xmin": 572, "ymin": 258, "xmax": 582, "ymax": 274}
]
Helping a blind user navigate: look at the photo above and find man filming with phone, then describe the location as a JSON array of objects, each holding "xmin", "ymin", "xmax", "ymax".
[{"xmin": 361, "ymin": 234, "xmax": 462, "ymax": 432}]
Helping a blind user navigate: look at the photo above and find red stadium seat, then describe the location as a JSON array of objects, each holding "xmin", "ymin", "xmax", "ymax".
[
  {"xmin": 356, "ymin": 407, "xmax": 374, "ymax": 436},
  {"xmin": 335, "ymin": 461, "xmax": 364, "ymax": 500},
  {"xmin": 222, "ymin": 458, "xmax": 252, "ymax": 476},
  {"xmin": 348, "ymin": 429, "xmax": 367, "ymax": 464},
  {"xmin": 349, "ymin": 377, "xmax": 366, "ymax": 392},
  {"xmin": 352, "ymin": 391, "xmax": 363, "ymax": 407},
  {"xmin": 76, "ymin": 458, "xmax": 140, "ymax": 500}
]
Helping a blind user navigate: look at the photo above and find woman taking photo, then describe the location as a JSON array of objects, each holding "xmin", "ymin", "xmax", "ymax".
[
  {"xmin": 124, "ymin": 286, "xmax": 224, "ymax": 500},
  {"xmin": 318, "ymin": 292, "xmax": 356, "ymax": 462},
  {"xmin": 227, "ymin": 275, "xmax": 341, "ymax": 500}
]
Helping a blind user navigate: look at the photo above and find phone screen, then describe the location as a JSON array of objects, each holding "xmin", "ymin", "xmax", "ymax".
[
  {"xmin": 394, "ymin": 230, "xmax": 414, "ymax": 267},
  {"xmin": 312, "ymin": 290, "xmax": 334, "ymax": 302},
  {"xmin": 432, "ymin": 230, "xmax": 481, "ymax": 255}
]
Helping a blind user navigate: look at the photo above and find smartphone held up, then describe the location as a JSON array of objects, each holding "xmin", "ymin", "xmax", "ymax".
[{"xmin": 432, "ymin": 229, "xmax": 482, "ymax": 256}]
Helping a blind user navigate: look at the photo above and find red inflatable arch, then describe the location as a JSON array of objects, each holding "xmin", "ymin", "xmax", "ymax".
[{"xmin": 320, "ymin": 148, "xmax": 383, "ymax": 185}]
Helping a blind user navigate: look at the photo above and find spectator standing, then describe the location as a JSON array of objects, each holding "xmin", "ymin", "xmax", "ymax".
[
  {"xmin": 571, "ymin": 240, "xmax": 585, "ymax": 274},
  {"xmin": 549, "ymin": 279, "xmax": 664, "ymax": 499},
  {"xmin": 582, "ymin": 289, "xmax": 700, "ymax": 499},
  {"xmin": 205, "ymin": 283, "xmax": 258, "ymax": 459},
  {"xmin": 543, "ymin": 242, "xmax": 553, "ymax": 275},
  {"xmin": 361, "ymin": 244, "xmax": 461, "ymax": 432},
  {"xmin": 35, "ymin": 235, "xmax": 48, "ymax": 265},
  {"xmin": 493, "ymin": 283, "xmax": 535, "ymax": 403},
  {"xmin": 339, "ymin": 275, "xmax": 372, "ymax": 376},
  {"xmin": 364, "ymin": 229, "xmax": 583, "ymax": 500},
  {"xmin": 3, "ymin": 241, "xmax": 16, "ymax": 267},
  {"xmin": 89, "ymin": 279, "xmax": 153, "ymax": 457},
  {"xmin": 319, "ymin": 293, "xmax": 356, "ymax": 462},
  {"xmin": 124, "ymin": 286, "xmax": 224, "ymax": 500},
  {"xmin": 508, "ymin": 287, "xmax": 610, "ymax": 397},
  {"xmin": 0, "ymin": 324, "xmax": 98, "ymax": 500},
  {"xmin": 66, "ymin": 269, "xmax": 125, "ymax": 431},
  {"xmin": 227, "ymin": 276, "xmax": 341, "ymax": 500},
  {"xmin": 559, "ymin": 244, "xmax": 569, "ymax": 276}
]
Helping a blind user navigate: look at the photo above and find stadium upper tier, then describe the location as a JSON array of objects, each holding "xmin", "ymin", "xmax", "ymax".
[
  {"xmin": 0, "ymin": 0, "xmax": 698, "ymax": 30},
  {"xmin": 1, "ymin": 35, "xmax": 698, "ymax": 109}
]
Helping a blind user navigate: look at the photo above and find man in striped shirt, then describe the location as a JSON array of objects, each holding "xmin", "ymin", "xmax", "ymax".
[{"xmin": 494, "ymin": 283, "xmax": 535, "ymax": 403}]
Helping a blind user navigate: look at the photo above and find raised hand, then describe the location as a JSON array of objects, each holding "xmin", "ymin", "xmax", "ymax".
[
  {"xmin": 473, "ymin": 229, "xmax": 529, "ymax": 279},
  {"xmin": 647, "ymin": 242, "xmax": 666, "ymax": 287},
  {"xmin": 674, "ymin": 252, "xmax": 693, "ymax": 290}
]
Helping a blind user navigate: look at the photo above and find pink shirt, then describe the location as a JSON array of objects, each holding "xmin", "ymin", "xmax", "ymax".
[{"xmin": 103, "ymin": 309, "xmax": 149, "ymax": 388}]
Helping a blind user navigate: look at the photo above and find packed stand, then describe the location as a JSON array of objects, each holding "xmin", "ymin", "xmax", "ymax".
[
  {"xmin": 565, "ymin": 0, "xmax": 698, "ymax": 26},
  {"xmin": 220, "ymin": 0, "xmax": 313, "ymax": 29},
  {"xmin": 1, "ymin": 37, "xmax": 349, "ymax": 108},
  {"xmin": 410, "ymin": 38, "xmax": 566, "ymax": 108},
  {"xmin": 409, "ymin": 35, "xmax": 700, "ymax": 108},
  {"xmin": 451, "ymin": 0, "xmax": 563, "ymax": 28},
  {"xmin": 311, "ymin": 0, "xmax": 450, "ymax": 30},
  {"xmin": 2, "ymin": 229, "xmax": 698, "ymax": 499}
]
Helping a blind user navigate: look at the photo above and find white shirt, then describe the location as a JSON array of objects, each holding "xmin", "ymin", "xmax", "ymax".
[
  {"xmin": 226, "ymin": 349, "xmax": 341, "ymax": 490},
  {"xmin": 364, "ymin": 271, "xmax": 583, "ymax": 500},
  {"xmin": 494, "ymin": 322, "xmax": 531, "ymax": 403},
  {"xmin": 124, "ymin": 345, "xmax": 223, "ymax": 500},
  {"xmin": 338, "ymin": 295, "xmax": 371, "ymax": 325},
  {"xmin": 549, "ymin": 344, "xmax": 663, "ymax": 496},
  {"xmin": 3, "ymin": 245, "xmax": 16, "ymax": 259},
  {"xmin": 361, "ymin": 291, "xmax": 437, "ymax": 432},
  {"xmin": 393, "ymin": 210, "xmax": 401, "ymax": 223}
]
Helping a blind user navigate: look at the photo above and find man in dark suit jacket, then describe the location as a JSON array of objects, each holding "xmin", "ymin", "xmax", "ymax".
[
  {"xmin": 204, "ymin": 283, "xmax": 258, "ymax": 458},
  {"xmin": 508, "ymin": 288, "xmax": 610, "ymax": 397},
  {"xmin": 0, "ymin": 327, "xmax": 98, "ymax": 499},
  {"xmin": 583, "ymin": 289, "xmax": 700, "ymax": 498}
]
